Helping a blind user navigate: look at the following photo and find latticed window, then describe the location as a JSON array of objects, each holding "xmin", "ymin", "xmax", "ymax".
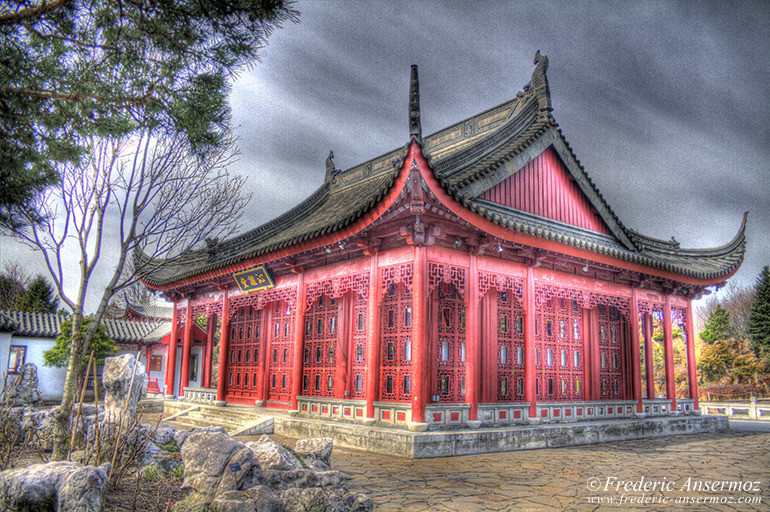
[
  {"xmin": 497, "ymin": 290, "xmax": 524, "ymax": 401},
  {"xmin": 598, "ymin": 304, "xmax": 624, "ymax": 399},
  {"xmin": 227, "ymin": 306, "xmax": 262, "ymax": 398},
  {"xmin": 379, "ymin": 282, "xmax": 412, "ymax": 402},
  {"xmin": 434, "ymin": 283, "xmax": 465, "ymax": 403},
  {"xmin": 303, "ymin": 294, "xmax": 338, "ymax": 398},
  {"xmin": 535, "ymin": 298, "xmax": 583, "ymax": 401},
  {"xmin": 267, "ymin": 301, "xmax": 294, "ymax": 403},
  {"xmin": 350, "ymin": 293, "xmax": 368, "ymax": 399}
]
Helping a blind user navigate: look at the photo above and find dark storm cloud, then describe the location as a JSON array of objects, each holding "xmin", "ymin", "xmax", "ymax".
[
  {"xmin": 4, "ymin": 0, "xmax": 767, "ymax": 309},
  {"xmin": 228, "ymin": 0, "xmax": 769, "ymax": 292}
]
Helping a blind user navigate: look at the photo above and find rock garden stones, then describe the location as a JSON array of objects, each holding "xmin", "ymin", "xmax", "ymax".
[
  {"xmin": 0, "ymin": 461, "xmax": 111, "ymax": 512},
  {"xmin": 101, "ymin": 354, "xmax": 147, "ymax": 423}
]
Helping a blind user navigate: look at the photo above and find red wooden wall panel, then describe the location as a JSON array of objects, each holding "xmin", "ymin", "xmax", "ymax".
[{"xmin": 479, "ymin": 147, "xmax": 611, "ymax": 235}]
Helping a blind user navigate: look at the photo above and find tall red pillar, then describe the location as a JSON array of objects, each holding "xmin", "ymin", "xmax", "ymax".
[
  {"xmin": 165, "ymin": 302, "xmax": 179, "ymax": 396},
  {"xmin": 216, "ymin": 291, "xmax": 231, "ymax": 404},
  {"xmin": 663, "ymin": 295, "xmax": 677, "ymax": 412},
  {"xmin": 364, "ymin": 253, "xmax": 380, "ymax": 420},
  {"xmin": 643, "ymin": 312, "xmax": 655, "ymax": 399},
  {"xmin": 685, "ymin": 299, "xmax": 699, "ymax": 409},
  {"xmin": 465, "ymin": 254, "xmax": 480, "ymax": 422},
  {"xmin": 411, "ymin": 246, "xmax": 428, "ymax": 426},
  {"xmin": 524, "ymin": 267, "xmax": 537, "ymax": 419},
  {"xmin": 290, "ymin": 271, "xmax": 306, "ymax": 411},
  {"xmin": 179, "ymin": 304, "xmax": 193, "ymax": 396},
  {"xmin": 630, "ymin": 288, "xmax": 643, "ymax": 413},
  {"xmin": 203, "ymin": 313, "xmax": 216, "ymax": 389}
]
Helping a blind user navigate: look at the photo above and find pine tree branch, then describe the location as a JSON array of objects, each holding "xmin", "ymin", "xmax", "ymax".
[{"xmin": 0, "ymin": 0, "xmax": 76, "ymax": 26}]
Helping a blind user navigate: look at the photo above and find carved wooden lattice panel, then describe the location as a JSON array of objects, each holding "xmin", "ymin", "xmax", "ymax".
[
  {"xmin": 428, "ymin": 263, "xmax": 466, "ymax": 299},
  {"xmin": 191, "ymin": 299, "xmax": 223, "ymax": 318},
  {"xmin": 478, "ymin": 271, "xmax": 524, "ymax": 304},
  {"xmin": 351, "ymin": 292, "xmax": 368, "ymax": 399},
  {"xmin": 597, "ymin": 304, "xmax": 624, "ymax": 400},
  {"xmin": 496, "ymin": 290, "xmax": 525, "ymax": 401},
  {"xmin": 379, "ymin": 282, "xmax": 412, "ymax": 402},
  {"xmin": 435, "ymin": 283, "xmax": 465, "ymax": 403},
  {"xmin": 535, "ymin": 297, "xmax": 584, "ymax": 401},
  {"xmin": 302, "ymin": 295, "xmax": 339, "ymax": 398},
  {"xmin": 226, "ymin": 306, "xmax": 262, "ymax": 398},
  {"xmin": 230, "ymin": 287, "xmax": 297, "ymax": 313},
  {"xmin": 381, "ymin": 264, "xmax": 413, "ymax": 296},
  {"xmin": 306, "ymin": 273, "xmax": 369, "ymax": 310},
  {"xmin": 535, "ymin": 284, "xmax": 590, "ymax": 310},
  {"xmin": 266, "ymin": 301, "xmax": 294, "ymax": 403},
  {"xmin": 638, "ymin": 300, "xmax": 664, "ymax": 315},
  {"xmin": 589, "ymin": 293, "xmax": 630, "ymax": 320}
]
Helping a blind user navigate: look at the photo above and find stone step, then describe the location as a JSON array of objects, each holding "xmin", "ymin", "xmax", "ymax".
[{"xmin": 190, "ymin": 407, "xmax": 264, "ymax": 423}]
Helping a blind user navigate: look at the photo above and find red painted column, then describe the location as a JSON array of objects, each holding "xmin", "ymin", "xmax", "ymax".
[
  {"xmin": 165, "ymin": 302, "xmax": 179, "ymax": 396},
  {"xmin": 589, "ymin": 308, "xmax": 601, "ymax": 401},
  {"xmin": 290, "ymin": 271, "xmax": 306, "ymax": 411},
  {"xmin": 524, "ymin": 267, "xmax": 537, "ymax": 419},
  {"xmin": 203, "ymin": 313, "xmax": 216, "ymax": 389},
  {"xmin": 465, "ymin": 254, "xmax": 480, "ymax": 421},
  {"xmin": 643, "ymin": 312, "xmax": 655, "ymax": 399},
  {"xmin": 179, "ymin": 304, "xmax": 193, "ymax": 396},
  {"xmin": 365, "ymin": 252, "xmax": 380, "ymax": 419},
  {"xmin": 216, "ymin": 291, "xmax": 231, "ymax": 403},
  {"xmin": 630, "ymin": 288, "xmax": 643, "ymax": 413},
  {"xmin": 663, "ymin": 295, "xmax": 677, "ymax": 412},
  {"xmin": 411, "ymin": 246, "xmax": 428, "ymax": 424},
  {"xmin": 685, "ymin": 299, "xmax": 699, "ymax": 409}
]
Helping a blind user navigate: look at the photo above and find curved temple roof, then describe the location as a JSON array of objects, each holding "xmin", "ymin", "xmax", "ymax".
[{"xmin": 138, "ymin": 54, "xmax": 746, "ymax": 289}]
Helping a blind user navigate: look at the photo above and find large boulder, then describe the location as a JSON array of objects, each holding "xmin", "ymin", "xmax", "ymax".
[
  {"xmin": 245, "ymin": 435, "xmax": 303, "ymax": 471},
  {"xmin": 102, "ymin": 354, "xmax": 147, "ymax": 423},
  {"xmin": 5, "ymin": 363, "xmax": 41, "ymax": 406},
  {"xmin": 209, "ymin": 486, "xmax": 285, "ymax": 512},
  {"xmin": 294, "ymin": 438, "xmax": 333, "ymax": 468},
  {"xmin": 0, "ymin": 461, "xmax": 110, "ymax": 512},
  {"xmin": 174, "ymin": 430, "xmax": 262, "ymax": 511}
]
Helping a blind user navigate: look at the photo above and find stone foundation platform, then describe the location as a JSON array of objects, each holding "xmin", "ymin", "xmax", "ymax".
[{"xmin": 273, "ymin": 414, "xmax": 728, "ymax": 459}]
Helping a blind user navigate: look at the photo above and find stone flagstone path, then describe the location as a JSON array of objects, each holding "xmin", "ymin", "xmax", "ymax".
[{"xmin": 271, "ymin": 429, "xmax": 769, "ymax": 511}]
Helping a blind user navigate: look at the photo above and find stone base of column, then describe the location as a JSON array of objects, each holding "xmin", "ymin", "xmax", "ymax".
[
  {"xmin": 467, "ymin": 420, "xmax": 482, "ymax": 429},
  {"xmin": 288, "ymin": 409, "xmax": 299, "ymax": 417},
  {"xmin": 254, "ymin": 400, "xmax": 264, "ymax": 407},
  {"xmin": 527, "ymin": 417, "xmax": 541, "ymax": 425},
  {"xmin": 362, "ymin": 418, "xmax": 376, "ymax": 426},
  {"xmin": 634, "ymin": 412, "xmax": 647, "ymax": 419},
  {"xmin": 214, "ymin": 400, "xmax": 227, "ymax": 407},
  {"xmin": 407, "ymin": 421, "xmax": 428, "ymax": 432}
]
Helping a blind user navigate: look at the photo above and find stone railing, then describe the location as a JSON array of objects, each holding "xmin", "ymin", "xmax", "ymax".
[
  {"xmin": 181, "ymin": 387, "xmax": 218, "ymax": 404},
  {"xmin": 701, "ymin": 398, "xmax": 770, "ymax": 421}
]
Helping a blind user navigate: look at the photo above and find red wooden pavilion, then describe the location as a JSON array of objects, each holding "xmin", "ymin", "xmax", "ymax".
[{"xmin": 138, "ymin": 53, "xmax": 746, "ymax": 430}]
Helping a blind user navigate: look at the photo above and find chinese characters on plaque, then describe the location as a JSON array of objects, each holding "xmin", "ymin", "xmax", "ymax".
[{"xmin": 233, "ymin": 265, "xmax": 275, "ymax": 293}]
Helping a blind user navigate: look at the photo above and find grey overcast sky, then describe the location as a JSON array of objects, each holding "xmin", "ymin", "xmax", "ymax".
[{"xmin": 3, "ymin": 0, "xmax": 769, "ymax": 310}]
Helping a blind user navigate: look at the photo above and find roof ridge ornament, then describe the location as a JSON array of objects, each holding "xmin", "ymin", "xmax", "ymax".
[
  {"xmin": 409, "ymin": 64, "xmax": 422, "ymax": 144},
  {"xmin": 325, "ymin": 150, "xmax": 340, "ymax": 181},
  {"xmin": 531, "ymin": 50, "xmax": 552, "ymax": 113}
]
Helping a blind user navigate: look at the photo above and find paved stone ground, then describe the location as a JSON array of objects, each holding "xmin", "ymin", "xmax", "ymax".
[{"xmin": 274, "ymin": 426, "xmax": 770, "ymax": 512}]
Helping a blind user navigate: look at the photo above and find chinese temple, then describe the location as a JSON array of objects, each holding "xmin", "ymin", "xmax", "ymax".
[{"xmin": 138, "ymin": 53, "xmax": 746, "ymax": 430}]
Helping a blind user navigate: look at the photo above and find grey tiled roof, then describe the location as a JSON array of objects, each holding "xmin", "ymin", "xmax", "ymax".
[
  {"xmin": 138, "ymin": 54, "xmax": 746, "ymax": 288},
  {"xmin": 0, "ymin": 310, "xmax": 171, "ymax": 344}
]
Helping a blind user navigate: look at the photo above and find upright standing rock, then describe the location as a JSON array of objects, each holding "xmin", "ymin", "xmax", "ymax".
[
  {"xmin": 5, "ymin": 363, "xmax": 41, "ymax": 405},
  {"xmin": 102, "ymin": 354, "xmax": 147, "ymax": 423}
]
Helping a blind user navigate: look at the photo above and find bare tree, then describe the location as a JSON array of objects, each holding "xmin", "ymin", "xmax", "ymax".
[
  {"xmin": 697, "ymin": 282, "xmax": 756, "ymax": 340},
  {"xmin": 3, "ymin": 131, "xmax": 249, "ymax": 459}
]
